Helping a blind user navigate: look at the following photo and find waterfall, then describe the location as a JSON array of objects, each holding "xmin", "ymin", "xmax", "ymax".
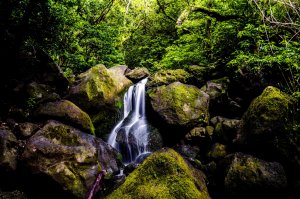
[{"xmin": 108, "ymin": 78, "xmax": 150, "ymax": 164}]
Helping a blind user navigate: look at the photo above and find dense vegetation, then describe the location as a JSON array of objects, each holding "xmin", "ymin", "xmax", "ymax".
[
  {"xmin": 2, "ymin": 0, "xmax": 297, "ymax": 133},
  {"xmin": 1, "ymin": 0, "xmax": 299, "ymax": 96}
]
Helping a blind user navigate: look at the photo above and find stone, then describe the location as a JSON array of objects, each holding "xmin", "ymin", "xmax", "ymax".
[
  {"xmin": 148, "ymin": 82, "xmax": 210, "ymax": 128},
  {"xmin": 35, "ymin": 100, "xmax": 95, "ymax": 134},
  {"xmin": 22, "ymin": 120, "xmax": 122, "ymax": 198},
  {"xmin": 106, "ymin": 148, "xmax": 210, "ymax": 199},
  {"xmin": 125, "ymin": 67, "xmax": 150, "ymax": 83}
]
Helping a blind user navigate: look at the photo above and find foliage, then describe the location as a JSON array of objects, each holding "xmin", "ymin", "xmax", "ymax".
[{"xmin": 1, "ymin": 0, "xmax": 300, "ymax": 95}]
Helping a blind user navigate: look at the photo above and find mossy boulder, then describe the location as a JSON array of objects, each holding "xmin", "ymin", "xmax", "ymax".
[
  {"xmin": 147, "ymin": 69, "xmax": 191, "ymax": 88},
  {"xmin": 125, "ymin": 67, "xmax": 150, "ymax": 83},
  {"xmin": 106, "ymin": 148, "xmax": 210, "ymax": 199},
  {"xmin": 237, "ymin": 86, "xmax": 298, "ymax": 167},
  {"xmin": 35, "ymin": 100, "xmax": 95, "ymax": 134},
  {"xmin": 148, "ymin": 82, "xmax": 210, "ymax": 128},
  {"xmin": 207, "ymin": 143, "xmax": 227, "ymax": 159},
  {"xmin": 0, "ymin": 128, "xmax": 18, "ymax": 171},
  {"xmin": 67, "ymin": 64, "xmax": 132, "ymax": 112},
  {"xmin": 22, "ymin": 120, "xmax": 122, "ymax": 198},
  {"xmin": 108, "ymin": 65, "xmax": 133, "ymax": 95},
  {"xmin": 223, "ymin": 153, "xmax": 287, "ymax": 199}
]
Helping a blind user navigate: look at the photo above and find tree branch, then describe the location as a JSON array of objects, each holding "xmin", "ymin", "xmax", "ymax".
[{"xmin": 191, "ymin": 6, "xmax": 240, "ymax": 21}]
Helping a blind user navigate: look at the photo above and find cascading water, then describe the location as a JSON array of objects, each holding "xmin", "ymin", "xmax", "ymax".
[{"xmin": 108, "ymin": 78, "xmax": 150, "ymax": 164}]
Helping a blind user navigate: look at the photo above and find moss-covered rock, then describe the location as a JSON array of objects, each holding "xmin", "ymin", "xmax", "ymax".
[
  {"xmin": 108, "ymin": 65, "xmax": 133, "ymax": 95},
  {"xmin": 0, "ymin": 128, "xmax": 18, "ymax": 171},
  {"xmin": 67, "ymin": 64, "xmax": 132, "ymax": 112},
  {"xmin": 223, "ymin": 153, "xmax": 287, "ymax": 199},
  {"xmin": 35, "ymin": 100, "xmax": 95, "ymax": 134},
  {"xmin": 106, "ymin": 148, "xmax": 210, "ymax": 199},
  {"xmin": 22, "ymin": 120, "xmax": 122, "ymax": 198},
  {"xmin": 147, "ymin": 69, "xmax": 191, "ymax": 88},
  {"xmin": 67, "ymin": 65, "xmax": 132, "ymax": 138},
  {"xmin": 207, "ymin": 143, "xmax": 227, "ymax": 159},
  {"xmin": 238, "ymin": 86, "xmax": 298, "ymax": 168},
  {"xmin": 125, "ymin": 67, "xmax": 150, "ymax": 83},
  {"xmin": 148, "ymin": 82, "xmax": 210, "ymax": 128}
]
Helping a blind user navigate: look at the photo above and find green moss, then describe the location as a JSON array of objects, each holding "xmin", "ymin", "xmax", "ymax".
[
  {"xmin": 207, "ymin": 143, "xmax": 227, "ymax": 159},
  {"xmin": 37, "ymin": 100, "xmax": 95, "ymax": 134},
  {"xmin": 149, "ymin": 82, "xmax": 209, "ymax": 126},
  {"xmin": 106, "ymin": 148, "xmax": 210, "ymax": 199},
  {"xmin": 46, "ymin": 125, "xmax": 81, "ymax": 146},
  {"xmin": 85, "ymin": 65, "xmax": 116, "ymax": 103},
  {"xmin": 149, "ymin": 69, "xmax": 191, "ymax": 86},
  {"xmin": 244, "ymin": 86, "xmax": 294, "ymax": 129}
]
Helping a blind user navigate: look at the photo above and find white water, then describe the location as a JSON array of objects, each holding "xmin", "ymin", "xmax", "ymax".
[{"xmin": 108, "ymin": 78, "xmax": 149, "ymax": 164}]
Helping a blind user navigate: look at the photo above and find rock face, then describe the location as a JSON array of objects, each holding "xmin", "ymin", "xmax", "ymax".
[
  {"xmin": 148, "ymin": 82, "xmax": 210, "ymax": 127},
  {"xmin": 35, "ymin": 100, "xmax": 95, "ymax": 134},
  {"xmin": 67, "ymin": 64, "xmax": 132, "ymax": 111},
  {"xmin": 237, "ymin": 86, "xmax": 298, "ymax": 166},
  {"xmin": 125, "ymin": 67, "xmax": 150, "ymax": 83},
  {"xmin": 22, "ymin": 120, "xmax": 122, "ymax": 198},
  {"xmin": 106, "ymin": 148, "xmax": 210, "ymax": 199},
  {"xmin": 0, "ymin": 129, "xmax": 18, "ymax": 171},
  {"xmin": 147, "ymin": 69, "xmax": 191, "ymax": 87},
  {"xmin": 223, "ymin": 153, "xmax": 287, "ymax": 199}
]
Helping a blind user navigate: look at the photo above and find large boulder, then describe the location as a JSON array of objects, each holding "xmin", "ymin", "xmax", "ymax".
[
  {"xmin": 125, "ymin": 67, "xmax": 150, "ymax": 83},
  {"xmin": 35, "ymin": 100, "xmax": 95, "ymax": 134},
  {"xmin": 148, "ymin": 82, "xmax": 210, "ymax": 128},
  {"xmin": 67, "ymin": 65, "xmax": 132, "ymax": 137},
  {"xmin": 147, "ymin": 69, "xmax": 191, "ymax": 88},
  {"xmin": 237, "ymin": 86, "xmax": 298, "ymax": 167},
  {"xmin": 223, "ymin": 153, "xmax": 287, "ymax": 199},
  {"xmin": 0, "ymin": 128, "xmax": 18, "ymax": 171},
  {"xmin": 22, "ymin": 120, "xmax": 122, "ymax": 198},
  {"xmin": 67, "ymin": 64, "xmax": 132, "ymax": 112},
  {"xmin": 108, "ymin": 65, "xmax": 133, "ymax": 95},
  {"xmin": 106, "ymin": 148, "xmax": 210, "ymax": 199}
]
